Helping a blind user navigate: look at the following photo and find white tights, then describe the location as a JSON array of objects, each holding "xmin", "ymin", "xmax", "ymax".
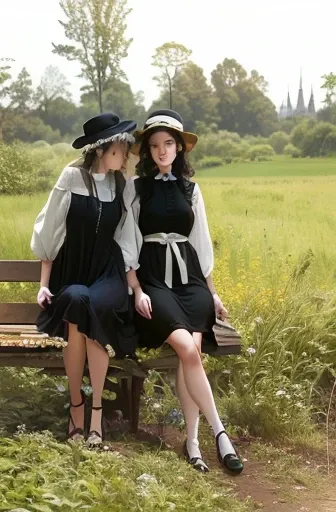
[{"xmin": 169, "ymin": 330, "xmax": 236, "ymax": 460}]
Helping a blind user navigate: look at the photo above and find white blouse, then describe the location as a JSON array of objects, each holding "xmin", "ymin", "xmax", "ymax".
[
  {"xmin": 115, "ymin": 177, "xmax": 214, "ymax": 278},
  {"xmin": 31, "ymin": 166, "xmax": 118, "ymax": 261}
]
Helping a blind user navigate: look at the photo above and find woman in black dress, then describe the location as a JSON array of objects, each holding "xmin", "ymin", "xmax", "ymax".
[
  {"xmin": 31, "ymin": 113, "xmax": 137, "ymax": 446},
  {"xmin": 120, "ymin": 109, "xmax": 243, "ymax": 474}
]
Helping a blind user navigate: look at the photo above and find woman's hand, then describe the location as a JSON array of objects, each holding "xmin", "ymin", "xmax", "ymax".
[
  {"xmin": 213, "ymin": 293, "xmax": 228, "ymax": 320},
  {"xmin": 37, "ymin": 286, "xmax": 53, "ymax": 308},
  {"xmin": 134, "ymin": 287, "xmax": 152, "ymax": 319}
]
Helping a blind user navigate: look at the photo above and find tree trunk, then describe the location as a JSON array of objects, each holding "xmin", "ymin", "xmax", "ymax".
[
  {"xmin": 98, "ymin": 69, "xmax": 103, "ymax": 113},
  {"xmin": 166, "ymin": 69, "xmax": 173, "ymax": 109}
]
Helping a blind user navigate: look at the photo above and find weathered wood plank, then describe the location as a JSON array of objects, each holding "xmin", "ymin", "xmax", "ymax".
[
  {"xmin": 0, "ymin": 260, "xmax": 40, "ymax": 282},
  {"xmin": 0, "ymin": 325, "xmax": 38, "ymax": 334},
  {"xmin": 0, "ymin": 303, "xmax": 40, "ymax": 324}
]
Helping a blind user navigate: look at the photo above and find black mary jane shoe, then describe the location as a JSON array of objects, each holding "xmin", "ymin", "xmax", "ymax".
[
  {"xmin": 183, "ymin": 440, "xmax": 209, "ymax": 473},
  {"xmin": 86, "ymin": 405, "xmax": 103, "ymax": 448},
  {"xmin": 68, "ymin": 389, "xmax": 86, "ymax": 442},
  {"xmin": 215, "ymin": 430, "xmax": 244, "ymax": 475}
]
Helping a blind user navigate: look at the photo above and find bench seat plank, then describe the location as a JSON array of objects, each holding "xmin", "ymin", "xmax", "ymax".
[
  {"xmin": 0, "ymin": 304, "xmax": 40, "ymax": 324},
  {"xmin": 0, "ymin": 260, "xmax": 40, "ymax": 282}
]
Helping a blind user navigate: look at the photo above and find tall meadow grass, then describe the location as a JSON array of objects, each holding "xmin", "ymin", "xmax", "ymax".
[{"xmin": 0, "ymin": 156, "xmax": 335, "ymax": 441}]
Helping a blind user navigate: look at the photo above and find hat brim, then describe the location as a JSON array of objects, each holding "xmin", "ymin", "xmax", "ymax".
[
  {"xmin": 130, "ymin": 124, "xmax": 198, "ymax": 155},
  {"xmin": 72, "ymin": 120, "xmax": 137, "ymax": 149}
]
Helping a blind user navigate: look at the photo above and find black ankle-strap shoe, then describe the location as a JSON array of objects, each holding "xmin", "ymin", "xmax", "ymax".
[
  {"xmin": 86, "ymin": 405, "xmax": 103, "ymax": 448},
  {"xmin": 183, "ymin": 440, "xmax": 209, "ymax": 473},
  {"xmin": 215, "ymin": 430, "xmax": 244, "ymax": 475},
  {"xmin": 68, "ymin": 389, "xmax": 85, "ymax": 441}
]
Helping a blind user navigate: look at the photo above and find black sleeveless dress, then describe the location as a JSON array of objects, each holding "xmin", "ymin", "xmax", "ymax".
[
  {"xmin": 37, "ymin": 188, "xmax": 137, "ymax": 358},
  {"xmin": 134, "ymin": 177, "xmax": 215, "ymax": 348}
]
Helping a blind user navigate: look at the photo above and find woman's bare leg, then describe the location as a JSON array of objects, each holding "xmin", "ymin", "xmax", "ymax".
[
  {"xmin": 63, "ymin": 322, "xmax": 86, "ymax": 436},
  {"xmin": 86, "ymin": 338, "xmax": 109, "ymax": 437}
]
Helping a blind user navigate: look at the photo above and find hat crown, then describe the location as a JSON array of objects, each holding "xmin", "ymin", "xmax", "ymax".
[
  {"xmin": 145, "ymin": 109, "xmax": 183, "ymax": 127},
  {"xmin": 83, "ymin": 113, "xmax": 120, "ymax": 136}
]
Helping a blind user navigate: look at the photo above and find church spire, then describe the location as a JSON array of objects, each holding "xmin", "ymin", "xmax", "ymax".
[
  {"xmin": 295, "ymin": 71, "xmax": 306, "ymax": 117},
  {"xmin": 308, "ymin": 86, "xmax": 316, "ymax": 116}
]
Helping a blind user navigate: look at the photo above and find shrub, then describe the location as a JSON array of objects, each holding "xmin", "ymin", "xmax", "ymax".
[
  {"xmin": 52, "ymin": 142, "xmax": 74, "ymax": 154},
  {"xmin": 324, "ymin": 129, "xmax": 336, "ymax": 154},
  {"xmin": 247, "ymin": 144, "xmax": 275, "ymax": 161},
  {"xmin": 32, "ymin": 140, "xmax": 51, "ymax": 149},
  {"xmin": 284, "ymin": 143, "xmax": 301, "ymax": 158},
  {"xmin": 290, "ymin": 118, "xmax": 316, "ymax": 150},
  {"xmin": 298, "ymin": 122, "xmax": 335, "ymax": 157},
  {"xmin": 191, "ymin": 130, "xmax": 249, "ymax": 166},
  {"xmin": 198, "ymin": 156, "xmax": 223, "ymax": 169},
  {"xmin": 0, "ymin": 143, "xmax": 37, "ymax": 195},
  {"xmin": 268, "ymin": 131, "xmax": 290, "ymax": 154}
]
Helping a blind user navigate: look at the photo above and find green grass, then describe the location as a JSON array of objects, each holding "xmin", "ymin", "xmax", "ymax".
[
  {"xmin": 198, "ymin": 156, "xmax": 336, "ymax": 177},
  {"xmin": 0, "ymin": 432, "xmax": 253, "ymax": 512},
  {"xmin": 1, "ymin": 155, "xmax": 336, "ymax": 510}
]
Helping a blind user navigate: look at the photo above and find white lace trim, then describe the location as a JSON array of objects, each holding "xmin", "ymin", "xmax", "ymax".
[{"xmin": 83, "ymin": 132, "xmax": 135, "ymax": 153}]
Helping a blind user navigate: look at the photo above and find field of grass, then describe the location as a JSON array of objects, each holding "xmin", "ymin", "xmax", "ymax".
[
  {"xmin": 197, "ymin": 156, "xmax": 336, "ymax": 177},
  {"xmin": 1, "ymin": 156, "xmax": 336, "ymax": 511}
]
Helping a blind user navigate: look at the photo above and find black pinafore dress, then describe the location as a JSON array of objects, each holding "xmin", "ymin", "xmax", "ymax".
[
  {"xmin": 37, "ymin": 180, "xmax": 137, "ymax": 358},
  {"xmin": 134, "ymin": 177, "xmax": 215, "ymax": 349}
]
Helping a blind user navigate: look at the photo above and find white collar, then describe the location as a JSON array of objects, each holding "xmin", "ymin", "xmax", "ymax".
[
  {"xmin": 154, "ymin": 172, "xmax": 177, "ymax": 182},
  {"xmin": 92, "ymin": 173, "xmax": 106, "ymax": 181}
]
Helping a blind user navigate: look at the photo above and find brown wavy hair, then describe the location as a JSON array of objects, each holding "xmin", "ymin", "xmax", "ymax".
[{"xmin": 135, "ymin": 127, "xmax": 195, "ymax": 179}]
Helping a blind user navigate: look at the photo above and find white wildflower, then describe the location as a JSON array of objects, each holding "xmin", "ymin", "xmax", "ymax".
[
  {"xmin": 247, "ymin": 347, "xmax": 256, "ymax": 355},
  {"xmin": 254, "ymin": 316, "xmax": 263, "ymax": 324},
  {"xmin": 152, "ymin": 402, "xmax": 162, "ymax": 410},
  {"xmin": 137, "ymin": 474, "xmax": 157, "ymax": 484},
  {"xmin": 276, "ymin": 390, "xmax": 286, "ymax": 397}
]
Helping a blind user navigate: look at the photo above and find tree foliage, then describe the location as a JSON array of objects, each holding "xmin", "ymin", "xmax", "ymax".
[{"xmin": 53, "ymin": 0, "xmax": 133, "ymax": 112}]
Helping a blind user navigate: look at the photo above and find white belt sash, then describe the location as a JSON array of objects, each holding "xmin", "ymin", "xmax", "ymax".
[{"xmin": 143, "ymin": 232, "xmax": 188, "ymax": 288}]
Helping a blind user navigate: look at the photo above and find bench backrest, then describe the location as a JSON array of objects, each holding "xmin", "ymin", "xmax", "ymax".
[{"xmin": 0, "ymin": 260, "xmax": 41, "ymax": 324}]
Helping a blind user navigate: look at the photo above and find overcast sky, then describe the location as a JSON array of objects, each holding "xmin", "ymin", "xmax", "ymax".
[{"xmin": 1, "ymin": 0, "xmax": 334, "ymax": 111}]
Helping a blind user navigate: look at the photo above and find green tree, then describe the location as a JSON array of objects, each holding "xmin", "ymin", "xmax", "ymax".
[
  {"xmin": 250, "ymin": 70, "xmax": 269, "ymax": 93},
  {"xmin": 321, "ymin": 73, "xmax": 336, "ymax": 107},
  {"xmin": 39, "ymin": 97, "xmax": 78, "ymax": 137},
  {"xmin": 35, "ymin": 66, "xmax": 71, "ymax": 117},
  {"xmin": 211, "ymin": 59, "xmax": 277, "ymax": 136},
  {"xmin": 150, "ymin": 61, "xmax": 218, "ymax": 132},
  {"xmin": 0, "ymin": 58, "xmax": 14, "ymax": 140},
  {"xmin": 80, "ymin": 78, "xmax": 146, "ymax": 127},
  {"xmin": 9, "ymin": 67, "xmax": 33, "ymax": 112},
  {"xmin": 152, "ymin": 42, "xmax": 192, "ymax": 109},
  {"xmin": 53, "ymin": 0, "xmax": 132, "ymax": 113}
]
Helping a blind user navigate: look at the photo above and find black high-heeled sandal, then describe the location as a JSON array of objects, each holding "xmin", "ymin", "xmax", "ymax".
[
  {"xmin": 183, "ymin": 440, "xmax": 209, "ymax": 473},
  {"xmin": 86, "ymin": 405, "xmax": 103, "ymax": 448},
  {"xmin": 68, "ymin": 389, "xmax": 85, "ymax": 441},
  {"xmin": 215, "ymin": 430, "xmax": 244, "ymax": 475}
]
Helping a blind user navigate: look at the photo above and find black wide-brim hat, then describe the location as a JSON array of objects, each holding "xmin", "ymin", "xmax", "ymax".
[
  {"xmin": 130, "ymin": 109, "xmax": 198, "ymax": 155},
  {"xmin": 72, "ymin": 112, "xmax": 137, "ymax": 150}
]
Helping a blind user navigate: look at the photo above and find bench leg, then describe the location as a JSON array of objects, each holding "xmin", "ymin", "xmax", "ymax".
[{"xmin": 130, "ymin": 376, "xmax": 145, "ymax": 434}]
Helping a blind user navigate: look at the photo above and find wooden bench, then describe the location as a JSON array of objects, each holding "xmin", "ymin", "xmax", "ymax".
[{"xmin": 0, "ymin": 260, "xmax": 241, "ymax": 434}]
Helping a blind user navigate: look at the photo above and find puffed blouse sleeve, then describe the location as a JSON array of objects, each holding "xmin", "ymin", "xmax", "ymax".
[
  {"xmin": 114, "ymin": 177, "xmax": 143, "ymax": 271},
  {"xmin": 30, "ymin": 167, "xmax": 72, "ymax": 261},
  {"xmin": 188, "ymin": 182, "xmax": 214, "ymax": 278}
]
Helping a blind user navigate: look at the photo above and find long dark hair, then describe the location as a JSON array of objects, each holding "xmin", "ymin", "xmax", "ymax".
[
  {"xmin": 72, "ymin": 140, "xmax": 126, "ymax": 199},
  {"xmin": 135, "ymin": 127, "xmax": 195, "ymax": 179}
]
